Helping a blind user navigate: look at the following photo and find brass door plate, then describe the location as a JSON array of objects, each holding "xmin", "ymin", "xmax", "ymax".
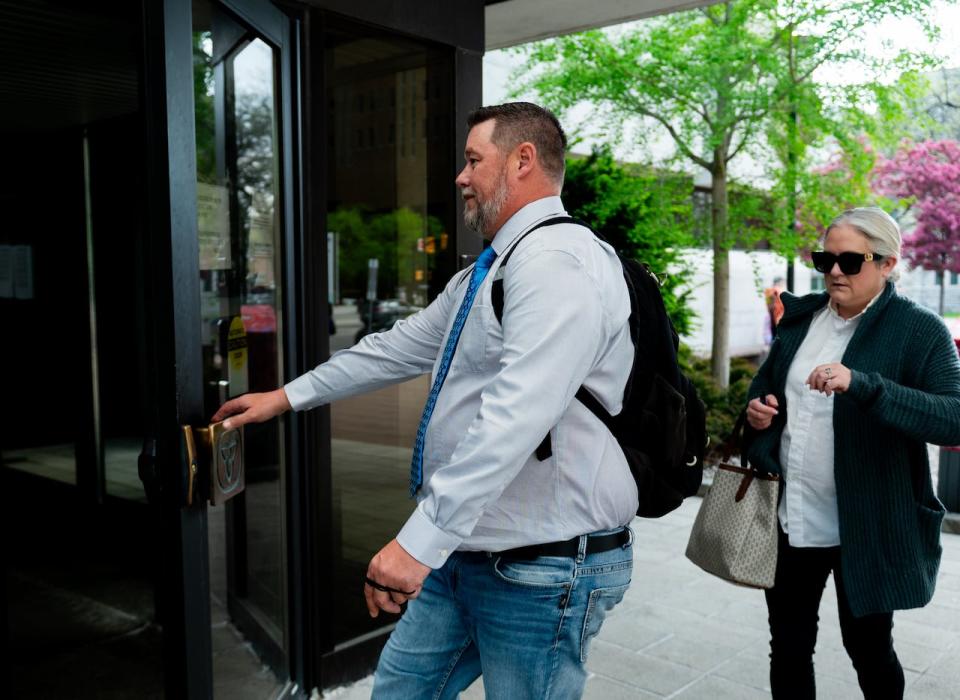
[{"xmin": 197, "ymin": 421, "xmax": 245, "ymax": 506}]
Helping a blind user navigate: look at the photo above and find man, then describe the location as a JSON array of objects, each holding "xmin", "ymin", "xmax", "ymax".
[{"xmin": 212, "ymin": 102, "xmax": 637, "ymax": 698}]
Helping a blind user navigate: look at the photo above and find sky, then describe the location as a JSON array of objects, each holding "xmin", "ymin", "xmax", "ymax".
[
  {"xmin": 846, "ymin": 1, "xmax": 960, "ymax": 85},
  {"xmin": 482, "ymin": 0, "xmax": 960, "ymax": 185}
]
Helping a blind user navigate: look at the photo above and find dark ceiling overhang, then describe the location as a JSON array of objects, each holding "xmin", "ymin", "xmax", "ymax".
[
  {"xmin": 0, "ymin": 0, "xmax": 720, "ymax": 133},
  {"xmin": 0, "ymin": 0, "xmax": 140, "ymax": 133}
]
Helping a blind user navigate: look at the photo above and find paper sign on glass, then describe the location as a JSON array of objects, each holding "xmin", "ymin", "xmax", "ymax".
[
  {"xmin": 197, "ymin": 182, "xmax": 232, "ymax": 270},
  {"xmin": 247, "ymin": 206, "xmax": 274, "ymax": 288}
]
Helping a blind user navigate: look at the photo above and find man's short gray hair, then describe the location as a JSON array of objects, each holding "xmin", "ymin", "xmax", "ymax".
[{"xmin": 467, "ymin": 102, "xmax": 567, "ymax": 186}]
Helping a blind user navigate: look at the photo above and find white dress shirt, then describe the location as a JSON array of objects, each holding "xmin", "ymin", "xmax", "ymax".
[
  {"xmin": 284, "ymin": 196, "xmax": 637, "ymax": 568},
  {"xmin": 778, "ymin": 295, "xmax": 880, "ymax": 547}
]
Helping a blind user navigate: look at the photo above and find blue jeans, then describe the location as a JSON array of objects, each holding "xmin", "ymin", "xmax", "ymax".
[{"xmin": 372, "ymin": 528, "xmax": 633, "ymax": 700}]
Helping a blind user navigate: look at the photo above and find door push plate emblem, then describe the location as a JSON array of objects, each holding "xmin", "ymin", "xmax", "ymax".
[{"xmin": 198, "ymin": 421, "xmax": 245, "ymax": 506}]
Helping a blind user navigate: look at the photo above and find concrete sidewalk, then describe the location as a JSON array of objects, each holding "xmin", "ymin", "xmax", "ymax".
[{"xmin": 323, "ymin": 498, "xmax": 960, "ymax": 699}]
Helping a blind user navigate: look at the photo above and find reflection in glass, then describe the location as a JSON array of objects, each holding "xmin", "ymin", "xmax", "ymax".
[
  {"xmin": 2, "ymin": 141, "xmax": 85, "ymax": 487},
  {"xmin": 325, "ymin": 23, "xmax": 455, "ymax": 643},
  {"xmin": 193, "ymin": 2, "xmax": 285, "ymax": 692},
  {"xmin": 2, "ymin": 444, "xmax": 76, "ymax": 485},
  {"xmin": 86, "ymin": 117, "xmax": 153, "ymax": 502}
]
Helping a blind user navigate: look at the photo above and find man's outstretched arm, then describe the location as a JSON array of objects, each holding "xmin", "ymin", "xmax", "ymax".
[{"xmin": 211, "ymin": 272, "xmax": 464, "ymax": 429}]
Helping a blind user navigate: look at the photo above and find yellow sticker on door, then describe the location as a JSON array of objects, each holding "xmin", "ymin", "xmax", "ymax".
[{"xmin": 227, "ymin": 316, "xmax": 249, "ymax": 396}]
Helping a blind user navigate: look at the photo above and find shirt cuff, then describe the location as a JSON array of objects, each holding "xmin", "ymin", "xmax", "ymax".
[
  {"xmin": 397, "ymin": 507, "xmax": 463, "ymax": 569},
  {"xmin": 283, "ymin": 375, "xmax": 324, "ymax": 412}
]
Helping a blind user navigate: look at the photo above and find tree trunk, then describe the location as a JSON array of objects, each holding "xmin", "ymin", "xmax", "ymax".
[
  {"xmin": 785, "ymin": 31, "xmax": 799, "ymax": 293},
  {"xmin": 940, "ymin": 270, "xmax": 946, "ymax": 317},
  {"xmin": 710, "ymin": 160, "xmax": 730, "ymax": 388},
  {"xmin": 785, "ymin": 107, "xmax": 798, "ymax": 293}
]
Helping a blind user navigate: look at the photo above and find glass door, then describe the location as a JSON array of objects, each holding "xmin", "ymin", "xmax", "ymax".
[
  {"xmin": 148, "ymin": 0, "xmax": 298, "ymax": 697},
  {"xmin": 322, "ymin": 17, "xmax": 456, "ymax": 649},
  {"xmin": 191, "ymin": 3, "xmax": 288, "ymax": 685}
]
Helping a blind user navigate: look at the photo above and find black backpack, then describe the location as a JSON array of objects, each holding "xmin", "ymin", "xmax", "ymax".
[{"xmin": 490, "ymin": 216, "xmax": 706, "ymax": 518}]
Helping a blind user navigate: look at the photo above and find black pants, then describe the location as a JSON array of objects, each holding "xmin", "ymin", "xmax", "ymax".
[{"xmin": 765, "ymin": 530, "xmax": 904, "ymax": 699}]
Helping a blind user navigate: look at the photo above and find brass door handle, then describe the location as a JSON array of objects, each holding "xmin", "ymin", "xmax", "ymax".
[
  {"xmin": 181, "ymin": 421, "xmax": 245, "ymax": 507},
  {"xmin": 181, "ymin": 425, "xmax": 200, "ymax": 506}
]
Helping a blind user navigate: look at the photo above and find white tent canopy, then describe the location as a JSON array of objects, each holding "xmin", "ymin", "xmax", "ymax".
[{"xmin": 485, "ymin": 0, "xmax": 717, "ymax": 50}]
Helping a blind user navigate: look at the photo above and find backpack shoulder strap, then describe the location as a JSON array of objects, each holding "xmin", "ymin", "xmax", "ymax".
[
  {"xmin": 492, "ymin": 216, "xmax": 618, "ymax": 455},
  {"xmin": 492, "ymin": 215, "xmax": 585, "ymax": 325}
]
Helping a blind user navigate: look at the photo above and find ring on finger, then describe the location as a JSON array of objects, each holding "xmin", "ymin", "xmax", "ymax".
[{"xmin": 824, "ymin": 366, "xmax": 832, "ymax": 376}]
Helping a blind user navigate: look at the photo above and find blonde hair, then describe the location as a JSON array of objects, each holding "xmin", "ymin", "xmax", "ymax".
[{"xmin": 824, "ymin": 207, "xmax": 901, "ymax": 281}]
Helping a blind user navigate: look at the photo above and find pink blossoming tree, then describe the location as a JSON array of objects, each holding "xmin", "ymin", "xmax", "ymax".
[{"xmin": 873, "ymin": 139, "xmax": 960, "ymax": 314}]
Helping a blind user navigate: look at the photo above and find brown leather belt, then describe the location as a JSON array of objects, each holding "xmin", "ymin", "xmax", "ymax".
[{"xmin": 494, "ymin": 528, "xmax": 631, "ymax": 560}]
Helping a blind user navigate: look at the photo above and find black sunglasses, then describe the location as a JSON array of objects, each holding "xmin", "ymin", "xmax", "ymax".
[{"xmin": 811, "ymin": 251, "xmax": 884, "ymax": 275}]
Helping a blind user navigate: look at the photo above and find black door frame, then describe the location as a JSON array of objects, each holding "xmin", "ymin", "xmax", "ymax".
[
  {"xmin": 142, "ymin": 0, "xmax": 210, "ymax": 696},
  {"xmin": 142, "ymin": 0, "xmax": 307, "ymax": 696},
  {"xmin": 143, "ymin": 0, "xmax": 483, "ymax": 694},
  {"xmin": 295, "ymin": 2, "xmax": 484, "ymax": 690}
]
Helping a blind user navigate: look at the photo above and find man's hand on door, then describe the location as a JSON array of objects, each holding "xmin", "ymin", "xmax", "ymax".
[{"xmin": 212, "ymin": 388, "xmax": 292, "ymax": 429}]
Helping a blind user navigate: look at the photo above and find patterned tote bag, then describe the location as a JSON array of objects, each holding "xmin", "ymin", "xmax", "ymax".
[{"xmin": 685, "ymin": 411, "xmax": 780, "ymax": 589}]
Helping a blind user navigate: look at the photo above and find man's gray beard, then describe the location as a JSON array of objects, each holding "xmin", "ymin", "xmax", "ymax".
[{"xmin": 463, "ymin": 170, "xmax": 509, "ymax": 236}]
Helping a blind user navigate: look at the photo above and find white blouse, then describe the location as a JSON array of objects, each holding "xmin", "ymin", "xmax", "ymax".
[{"xmin": 778, "ymin": 295, "xmax": 880, "ymax": 547}]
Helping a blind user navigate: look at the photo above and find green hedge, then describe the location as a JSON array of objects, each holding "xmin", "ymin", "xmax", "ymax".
[{"xmin": 680, "ymin": 345, "xmax": 757, "ymax": 464}]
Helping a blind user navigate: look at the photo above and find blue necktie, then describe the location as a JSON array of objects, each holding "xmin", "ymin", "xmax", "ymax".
[{"xmin": 409, "ymin": 246, "xmax": 498, "ymax": 496}]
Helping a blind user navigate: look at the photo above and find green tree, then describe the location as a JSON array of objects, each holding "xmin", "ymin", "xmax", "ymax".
[
  {"xmin": 772, "ymin": 73, "xmax": 939, "ymax": 249},
  {"xmin": 763, "ymin": 2, "xmax": 939, "ymax": 278},
  {"xmin": 517, "ymin": 0, "xmax": 940, "ymax": 386},
  {"xmin": 794, "ymin": 134, "xmax": 880, "ymax": 241},
  {"xmin": 563, "ymin": 147, "xmax": 696, "ymax": 334},
  {"xmin": 518, "ymin": 3, "xmax": 782, "ymax": 386}
]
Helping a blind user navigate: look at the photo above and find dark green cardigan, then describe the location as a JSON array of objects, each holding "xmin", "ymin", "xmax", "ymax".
[{"xmin": 746, "ymin": 281, "xmax": 960, "ymax": 617}]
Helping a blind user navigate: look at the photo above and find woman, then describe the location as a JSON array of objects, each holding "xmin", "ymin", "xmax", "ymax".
[{"xmin": 745, "ymin": 207, "xmax": 960, "ymax": 699}]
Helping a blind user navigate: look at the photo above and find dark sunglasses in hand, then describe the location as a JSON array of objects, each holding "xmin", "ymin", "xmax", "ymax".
[{"xmin": 811, "ymin": 251, "xmax": 885, "ymax": 275}]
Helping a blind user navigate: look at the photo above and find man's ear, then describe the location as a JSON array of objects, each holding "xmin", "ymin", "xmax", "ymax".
[{"xmin": 514, "ymin": 142, "xmax": 536, "ymax": 178}]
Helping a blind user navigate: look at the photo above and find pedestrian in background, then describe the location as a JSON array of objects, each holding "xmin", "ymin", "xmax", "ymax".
[
  {"xmin": 212, "ymin": 102, "xmax": 636, "ymax": 699},
  {"xmin": 763, "ymin": 276, "xmax": 786, "ymax": 343},
  {"xmin": 745, "ymin": 207, "xmax": 960, "ymax": 699}
]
